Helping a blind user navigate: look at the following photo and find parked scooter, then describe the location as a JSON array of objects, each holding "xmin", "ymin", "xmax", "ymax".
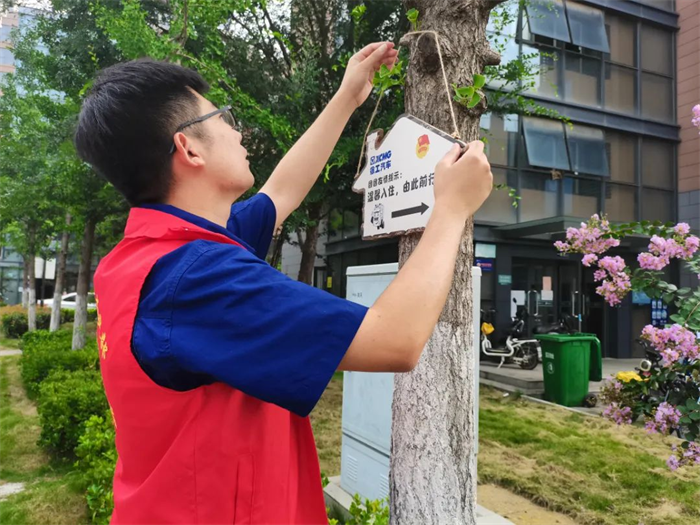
[
  {"xmin": 480, "ymin": 301, "xmax": 540, "ymax": 370},
  {"xmin": 532, "ymin": 312, "xmax": 579, "ymax": 335}
]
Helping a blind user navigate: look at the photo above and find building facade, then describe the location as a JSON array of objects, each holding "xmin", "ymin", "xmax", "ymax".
[{"xmin": 282, "ymin": 0, "xmax": 691, "ymax": 359}]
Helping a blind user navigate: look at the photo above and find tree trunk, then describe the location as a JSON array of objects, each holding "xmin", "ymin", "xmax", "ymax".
[
  {"xmin": 27, "ymin": 254, "xmax": 37, "ymax": 331},
  {"xmin": 72, "ymin": 217, "xmax": 96, "ymax": 350},
  {"xmin": 296, "ymin": 222, "xmax": 320, "ymax": 285},
  {"xmin": 50, "ymin": 214, "xmax": 71, "ymax": 332},
  {"xmin": 268, "ymin": 226, "xmax": 286, "ymax": 271},
  {"xmin": 390, "ymin": 2, "xmax": 495, "ymax": 523},
  {"xmin": 21, "ymin": 257, "xmax": 29, "ymax": 308}
]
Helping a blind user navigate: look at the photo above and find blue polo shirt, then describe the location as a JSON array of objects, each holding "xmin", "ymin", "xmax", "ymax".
[{"xmin": 132, "ymin": 193, "xmax": 367, "ymax": 417}]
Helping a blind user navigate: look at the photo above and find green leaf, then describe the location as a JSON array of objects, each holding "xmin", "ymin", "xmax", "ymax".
[
  {"xmin": 468, "ymin": 92, "xmax": 481, "ymax": 108},
  {"xmin": 686, "ymin": 399, "xmax": 699, "ymax": 410},
  {"xmin": 473, "ymin": 74, "xmax": 486, "ymax": 89},
  {"xmin": 689, "ymin": 412, "xmax": 700, "ymax": 421},
  {"xmin": 406, "ymin": 8, "xmax": 419, "ymax": 24},
  {"xmin": 680, "ymin": 416, "xmax": 693, "ymax": 424}
]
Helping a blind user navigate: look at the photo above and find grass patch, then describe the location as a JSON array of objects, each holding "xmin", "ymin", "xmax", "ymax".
[
  {"xmin": 478, "ymin": 386, "xmax": 700, "ymax": 525},
  {"xmin": 0, "ymin": 356, "xmax": 87, "ymax": 524},
  {"xmin": 311, "ymin": 372, "xmax": 344, "ymax": 476},
  {"xmin": 0, "ymin": 336, "xmax": 20, "ymax": 350}
]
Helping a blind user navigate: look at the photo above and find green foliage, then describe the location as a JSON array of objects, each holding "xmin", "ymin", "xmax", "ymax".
[
  {"xmin": 37, "ymin": 369, "xmax": 108, "ymax": 460},
  {"xmin": 75, "ymin": 414, "xmax": 117, "ymax": 525},
  {"xmin": 347, "ymin": 494, "xmax": 389, "ymax": 525},
  {"xmin": 493, "ymin": 183, "xmax": 522, "ymax": 208},
  {"xmin": 406, "ymin": 8, "xmax": 419, "ymax": 31},
  {"xmin": 372, "ymin": 60, "xmax": 405, "ymax": 92},
  {"xmin": 21, "ymin": 330, "xmax": 98, "ymax": 400}
]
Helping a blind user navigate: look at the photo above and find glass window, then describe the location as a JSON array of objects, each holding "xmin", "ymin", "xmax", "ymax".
[
  {"xmin": 522, "ymin": 117, "xmax": 570, "ymax": 170},
  {"xmin": 563, "ymin": 178, "xmax": 601, "ymax": 218},
  {"xmin": 566, "ymin": 125, "xmax": 609, "ymax": 176},
  {"xmin": 605, "ymin": 14, "xmax": 635, "ymax": 67},
  {"xmin": 0, "ymin": 25, "xmax": 12, "ymax": 42},
  {"xmin": 566, "ymin": 2, "xmax": 609, "ymax": 53},
  {"xmin": 523, "ymin": 45, "xmax": 560, "ymax": 99},
  {"xmin": 520, "ymin": 171, "xmax": 559, "ymax": 222},
  {"xmin": 636, "ymin": 0, "xmax": 675, "ymax": 10},
  {"xmin": 486, "ymin": 32, "xmax": 520, "ymax": 89},
  {"xmin": 641, "ymin": 138, "xmax": 674, "ymax": 188},
  {"xmin": 564, "ymin": 53, "xmax": 601, "ymax": 107},
  {"xmin": 525, "ymin": 0, "xmax": 570, "ymax": 42},
  {"xmin": 480, "ymin": 113, "xmax": 519, "ymax": 167},
  {"xmin": 604, "ymin": 64, "xmax": 636, "ymax": 114},
  {"xmin": 605, "ymin": 185, "xmax": 637, "ymax": 222},
  {"xmin": 641, "ymin": 73, "xmax": 673, "ymax": 122},
  {"xmin": 0, "ymin": 47, "xmax": 14, "ymax": 66},
  {"xmin": 606, "ymin": 131, "xmax": 635, "ymax": 184},
  {"xmin": 642, "ymin": 189, "xmax": 674, "ymax": 223},
  {"xmin": 487, "ymin": 0, "xmax": 519, "ymax": 35},
  {"xmin": 475, "ymin": 168, "xmax": 518, "ymax": 224},
  {"xmin": 641, "ymin": 25, "xmax": 673, "ymax": 76}
]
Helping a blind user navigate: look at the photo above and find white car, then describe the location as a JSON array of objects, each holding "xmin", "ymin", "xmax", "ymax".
[{"xmin": 43, "ymin": 292, "xmax": 97, "ymax": 310}]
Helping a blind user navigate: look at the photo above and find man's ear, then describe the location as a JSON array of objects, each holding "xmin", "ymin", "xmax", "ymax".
[{"xmin": 172, "ymin": 132, "xmax": 206, "ymax": 168}]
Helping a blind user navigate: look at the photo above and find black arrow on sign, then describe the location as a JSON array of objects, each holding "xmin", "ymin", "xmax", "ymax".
[{"xmin": 391, "ymin": 202, "xmax": 429, "ymax": 218}]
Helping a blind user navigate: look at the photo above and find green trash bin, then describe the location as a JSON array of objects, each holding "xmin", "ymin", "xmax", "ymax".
[
  {"xmin": 573, "ymin": 332, "xmax": 602, "ymax": 382},
  {"xmin": 535, "ymin": 333, "xmax": 601, "ymax": 407}
]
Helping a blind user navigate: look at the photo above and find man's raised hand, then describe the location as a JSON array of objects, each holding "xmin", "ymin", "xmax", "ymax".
[{"xmin": 338, "ymin": 42, "xmax": 399, "ymax": 109}]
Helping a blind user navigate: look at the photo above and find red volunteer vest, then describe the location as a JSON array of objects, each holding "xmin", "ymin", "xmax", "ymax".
[{"xmin": 94, "ymin": 208, "xmax": 328, "ymax": 524}]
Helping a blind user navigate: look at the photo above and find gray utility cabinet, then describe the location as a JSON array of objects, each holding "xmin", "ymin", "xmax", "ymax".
[{"xmin": 341, "ymin": 263, "xmax": 482, "ymax": 501}]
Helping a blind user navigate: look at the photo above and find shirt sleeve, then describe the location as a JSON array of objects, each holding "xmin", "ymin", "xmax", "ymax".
[
  {"xmin": 136, "ymin": 240, "xmax": 367, "ymax": 417},
  {"xmin": 227, "ymin": 193, "xmax": 277, "ymax": 259}
]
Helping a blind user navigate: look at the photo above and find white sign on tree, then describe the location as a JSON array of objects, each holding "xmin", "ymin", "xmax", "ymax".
[{"xmin": 353, "ymin": 114, "xmax": 464, "ymax": 239}]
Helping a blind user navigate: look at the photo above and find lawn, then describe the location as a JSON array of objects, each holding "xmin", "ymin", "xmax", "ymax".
[
  {"xmin": 311, "ymin": 376, "xmax": 700, "ymax": 525},
  {"xmin": 0, "ymin": 356, "xmax": 88, "ymax": 525}
]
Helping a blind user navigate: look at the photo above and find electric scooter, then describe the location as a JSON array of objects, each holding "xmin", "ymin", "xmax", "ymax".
[{"xmin": 480, "ymin": 300, "xmax": 540, "ymax": 370}]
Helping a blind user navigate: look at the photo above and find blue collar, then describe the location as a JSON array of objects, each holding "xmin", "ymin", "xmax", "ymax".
[{"xmin": 138, "ymin": 203, "xmax": 256, "ymax": 253}]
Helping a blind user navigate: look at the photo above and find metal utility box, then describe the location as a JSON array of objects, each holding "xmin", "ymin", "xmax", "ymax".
[{"xmin": 341, "ymin": 264, "xmax": 482, "ymax": 501}]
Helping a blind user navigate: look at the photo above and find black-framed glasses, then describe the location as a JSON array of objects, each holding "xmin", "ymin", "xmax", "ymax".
[{"xmin": 169, "ymin": 105, "xmax": 237, "ymax": 154}]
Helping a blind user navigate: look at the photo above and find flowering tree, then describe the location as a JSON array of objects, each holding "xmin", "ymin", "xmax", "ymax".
[{"xmin": 554, "ymin": 108, "xmax": 700, "ymax": 470}]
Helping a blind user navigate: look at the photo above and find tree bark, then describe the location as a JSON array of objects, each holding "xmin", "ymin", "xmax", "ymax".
[
  {"xmin": 21, "ymin": 257, "xmax": 29, "ymax": 308},
  {"xmin": 27, "ymin": 254, "xmax": 37, "ymax": 332},
  {"xmin": 296, "ymin": 222, "xmax": 320, "ymax": 285},
  {"xmin": 268, "ymin": 226, "xmax": 286, "ymax": 271},
  {"xmin": 72, "ymin": 217, "xmax": 96, "ymax": 350},
  {"xmin": 390, "ymin": 2, "xmax": 497, "ymax": 523},
  {"xmin": 50, "ymin": 213, "xmax": 71, "ymax": 332}
]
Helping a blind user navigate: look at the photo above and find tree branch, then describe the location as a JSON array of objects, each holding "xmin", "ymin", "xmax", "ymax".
[{"xmin": 261, "ymin": 4, "xmax": 292, "ymax": 73}]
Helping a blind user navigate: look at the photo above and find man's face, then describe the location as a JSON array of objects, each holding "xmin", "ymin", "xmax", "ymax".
[{"xmin": 190, "ymin": 92, "xmax": 254, "ymax": 196}]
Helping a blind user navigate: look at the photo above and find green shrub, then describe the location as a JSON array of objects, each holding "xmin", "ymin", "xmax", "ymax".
[
  {"xmin": 87, "ymin": 309, "xmax": 98, "ymax": 322},
  {"xmin": 1, "ymin": 306, "xmax": 52, "ymax": 338},
  {"xmin": 61, "ymin": 309, "xmax": 75, "ymax": 323},
  {"xmin": 76, "ymin": 414, "xmax": 116, "ymax": 525},
  {"xmin": 37, "ymin": 369, "xmax": 108, "ymax": 459},
  {"xmin": 2, "ymin": 312, "xmax": 27, "ymax": 338},
  {"xmin": 20, "ymin": 330, "xmax": 98, "ymax": 399}
]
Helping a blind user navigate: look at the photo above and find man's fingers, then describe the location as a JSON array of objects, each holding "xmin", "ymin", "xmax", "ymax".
[
  {"xmin": 355, "ymin": 41, "xmax": 394, "ymax": 61},
  {"xmin": 438, "ymin": 143, "xmax": 462, "ymax": 168}
]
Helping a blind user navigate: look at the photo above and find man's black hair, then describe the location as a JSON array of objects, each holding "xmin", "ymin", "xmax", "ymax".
[{"xmin": 75, "ymin": 59, "xmax": 211, "ymax": 205}]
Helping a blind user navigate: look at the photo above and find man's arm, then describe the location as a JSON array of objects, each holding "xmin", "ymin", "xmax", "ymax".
[
  {"xmin": 339, "ymin": 141, "xmax": 494, "ymax": 372},
  {"xmin": 261, "ymin": 42, "xmax": 398, "ymax": 230}
]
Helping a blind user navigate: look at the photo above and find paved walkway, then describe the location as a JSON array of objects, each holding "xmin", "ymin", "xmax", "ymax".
[{"xmin": 0, "ymin": 348, "xmax": 21, "ymax": 357}]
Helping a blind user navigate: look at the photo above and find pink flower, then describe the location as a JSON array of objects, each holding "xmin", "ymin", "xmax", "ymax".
[
  {"xmin": 603, "ymin": 403, "xmax": 632, "ymax": 425},
  {"xmin": 645, "ymin": 402, "xmax": 681, "ymax": 435},
  {"xmin": 693, "ymin": 104, "xmax": 700, "ymax": 132},
  {"xmin": 674, "ymin": 223, "xmax": 691, "ymax": 235},
  {"xmin": 667, "ymin": 454, "xmax": 680, "ymax": 471},
  {"xmin": 582, "ymin": 254, "xmax": 598, "ymax": 267},
  {"xmin": 641, "ymin": 324, "xmax": 700, "ymax": 366}
]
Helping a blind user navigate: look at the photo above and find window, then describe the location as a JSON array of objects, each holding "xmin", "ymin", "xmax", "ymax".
[
  {"xmin": 605, "ymin": 14, "xmax": 635, "ymax": 67},
  {"xmin": 0, "ymin": 25, "xmax": 12, "ymax": 42},
  {"xmin": 475, "ymin": 168, "xmax": 518, "ymax": 224},
  {"xmin": 566, "ymin": 125, "xmax": 609, "ymax": 176},
  {"xmin": 525, "ymin": 0, "xmax": 570, "ymax": 42},
  {"xmin": 566, "ymin": 1, "xmax": 609, "ymax": 53},
  {"xmin": 486, "ymin": 32, "xmax": 520, "ymax": 89},
  {"xmin": 605, "ymin": 185, "xmax": 637, "ymax": 222},
  {"xmin": 480, "ymin": 113, "xmax": 519, "ymax": 167},
  {"xmin": 563, "ymin": 177, "xmax": 601, "ymax": 218},
  {"xmin": 520, "ymin": 172, "xmax": 559, "ymax": 222},
  {"xmin": 523, "ymin": 44, "xmax": 560, "ymax": 99},
  {"xmin": 564, "ymin": 53, "xmax": 601, "ymax": 107},
  {"xmin": 342, "ymin": 209, "xmax": 361, "ymax": 239},
  {"xmin": 642, "ymin": 189, "xmax": 674, "ymax": 223},
  {"xmin": 641, "ymin": 25, "xmax": 673, "ymax": 76},
  {"xmin": 641, "ymin": 73, "xmax": 673, "ymax": 122},
  {"xmin": 0, "ymin": 46, "xmax": 13, "ymax": 66},
  {"xmin": 606, "ymin": 131, "xmax": 635, "ymax": 184},
  {"xmin": 522, "ymin": 117, "xmax": 570, "ymax": 170},
  {"xmin": 641, "ymin": 138, "xmax": 674, "ymax": 188},
  {"xmin": 605, "ymin": 64, "xmax": 636, "ymax": 113}
]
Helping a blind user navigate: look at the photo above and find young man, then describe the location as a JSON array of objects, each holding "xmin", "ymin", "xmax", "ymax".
[{"xmin": 75, "ymin": 42, "xmax": 493, "ymax": 524}]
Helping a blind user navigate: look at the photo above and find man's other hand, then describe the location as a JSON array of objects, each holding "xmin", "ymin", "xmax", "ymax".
[{"xmin": 338, "ymin": 42, "xmax": 399, "ymax": 109}]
